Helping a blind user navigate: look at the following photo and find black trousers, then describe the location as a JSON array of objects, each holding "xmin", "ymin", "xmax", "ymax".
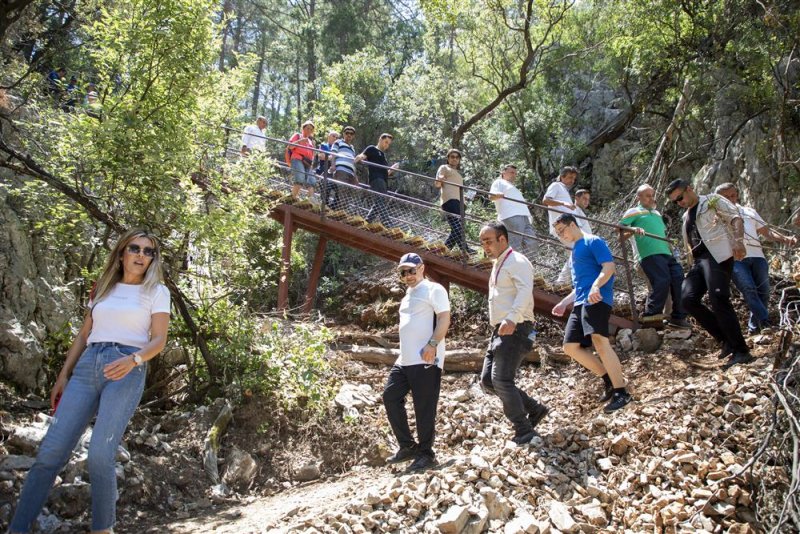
[
  {"xmin": 366, "ymin": 178, "xmax": 391, "ymax": 226},
  {"xmin": 382, "ymin": 363, "xmax": 441, "ymax": 458},
  {"xmin": 480, "ymin": 322, "xmax": 542, "ymax": 435},
  {"xmin": 681, "ymin": 255, "xmax": 748, "ymax": 353},
  {"xmin": 442, "ymin": 199, "xmax": 469, "ymax": 252}
]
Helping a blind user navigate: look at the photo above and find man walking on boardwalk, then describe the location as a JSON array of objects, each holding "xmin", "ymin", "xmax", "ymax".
[
  {"xmin": 666, "ymin": 179, "xmax": 753, "ymax": 369},
  {"xmin": 489, "ymin": 165, "xmax": 536, "ymax": 255},
  {"xmin": 620, "ymin": 184, "xmax": 690, "ymax": 328},
  {"xmin": 479, "ymin": 222, "xmax": 549, "ymax": 445},
  {"xmin": 383, "ymin": 253, "xmax": 451, "ymax": 472},
  {"xmin": 551, "ymin": 213, "xmax": 632, "ymax": 412},
  {"xmin": 241, "ymin": 116, "xmax": 267, "ymax": 156},
  {"xmin": 355, "ymin": 133, "xmax": 399, "ymax": 226},
  {"xmin": 544, "ymin": 166, "xmax": 580, "ymax": 285}
]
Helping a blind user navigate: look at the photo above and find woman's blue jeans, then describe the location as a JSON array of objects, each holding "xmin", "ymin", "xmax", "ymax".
[{"xmin": 10, "ymin": 343, "xmax": 146, "ymax": 533}]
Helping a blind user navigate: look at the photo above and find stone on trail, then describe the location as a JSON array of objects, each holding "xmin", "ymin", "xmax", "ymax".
[
  {"xmin": 504, "ymin": 511, "xmax": 538, "ymax": 533},
  {"xmin": 632, "ymin": 328, "xmax": 661, "ymax": 353},
  {"xmin": 294, "ymin": 460, "xmax": 322, "ymax": 482},
  {"xmin": 547, "ymin": 501, "xmax": 578, "ymax": 533},
  {"xmin": 480, "ymin": 487, "xmax": 512, "ymax": 520},
  {"xmin": 577, "ymin": 500, "xmax": 608, "ymax": 527},
  {"xmin": 222, "ymin": 447, "xmax": 258, "ymax": 489},
  {"xmin": 0, "ymin": 454, "xmax": 35, "ymax": 471},
  {"xmin": 436, "ymin": 504, "xmax": 469, "ymax": 534},
  {"xmin": 616, "ymin": 328, "xmax": 634, "ymax": 352}
]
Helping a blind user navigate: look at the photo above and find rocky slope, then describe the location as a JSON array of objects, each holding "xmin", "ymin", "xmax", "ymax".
[{"xmin": 0, "ymin": 323, "xmax": 789, "ymax": 533}]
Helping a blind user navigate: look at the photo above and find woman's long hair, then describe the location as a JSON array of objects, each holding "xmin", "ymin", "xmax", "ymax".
[
  {"xmin": 92, "ymin": 228, "xmax": 164, "ymax": 305},
  {"xmin": 446, "ymin": 148, "xmax": 462, "ymax": 170}
]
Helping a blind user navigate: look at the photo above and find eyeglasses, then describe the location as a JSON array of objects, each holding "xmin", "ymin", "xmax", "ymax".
[
  {"xmin": 672, "ymin": 191, "xmax": 686, "ymax": 204},
  {"xmin": 554, "ymin": 225, "xmax": 568, "ymax": 236},
  {"xmin": 448, "ymin": 155, "xmax": 461, "ymax": 159},
  {"xmin": 127, "ymin": 244, "xmax": 157, "ymax": 258},
  {"xmin": 399, "ymin": 268, "xmax": 417, "ymax": 277}
]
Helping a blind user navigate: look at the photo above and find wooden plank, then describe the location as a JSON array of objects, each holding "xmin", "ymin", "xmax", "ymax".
[{"xmin": 269, "ymin": 204, "xmax": 637, "ymax": 331}]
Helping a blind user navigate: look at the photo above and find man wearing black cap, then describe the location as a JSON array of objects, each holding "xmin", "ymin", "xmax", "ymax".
[
  {"xmin": 478, "ymin": 222, "xmax": 549, "ymax": 445},
  {"xmin": 383, "ymin": 253, "xmax": 451, "ymax": 472}
]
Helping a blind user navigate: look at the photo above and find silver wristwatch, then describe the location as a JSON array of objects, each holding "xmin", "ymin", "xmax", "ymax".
[{"xmin": 132, "ymin": 353, "xmax": 143, "ymax": 366}]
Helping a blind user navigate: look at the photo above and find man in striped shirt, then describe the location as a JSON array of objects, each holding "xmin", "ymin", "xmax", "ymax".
[{"xmin": 330, "ymin": 126, "xmax": 358, "ymax": 209}]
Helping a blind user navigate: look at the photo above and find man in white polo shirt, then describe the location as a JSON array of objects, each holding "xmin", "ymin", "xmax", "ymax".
[
  {"xmin": 489, "ymin": 164, "xmax": 537, "ymax": 255},
  {"xmin": 382, "ymin": 253, "xmax": 451, "ymax": 472},
  {"xmin": 240, "ymin": 116, "xmax": 267, "ymax": 156}
]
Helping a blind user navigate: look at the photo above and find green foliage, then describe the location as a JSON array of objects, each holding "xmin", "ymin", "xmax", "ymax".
[{"xmin": 247, "ymin": 321, "xmax": 335, "ymax": 410}]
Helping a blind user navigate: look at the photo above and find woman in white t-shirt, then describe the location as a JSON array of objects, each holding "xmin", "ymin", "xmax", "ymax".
[{"xmin": 10, "ymin": 229, "xmax": 171, "ymax": 534}]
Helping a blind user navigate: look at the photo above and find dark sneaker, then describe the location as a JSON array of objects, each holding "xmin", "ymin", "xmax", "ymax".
[
  {"xmin": 512, "ymin": 429, "xmax": 537, "ymax": 446},
  {"xmin": 406, "ymin": 455, "xmax": 437, "ymax": 472},
  {"xmin": 527, "ymin": 404, "xmax": 549, "ymax": 429},
  {"xmin": 603, "ymin": 391, "xmax": 632, "ymax": 413},
  {"xmin": 717, "ymin": 343, "xmax": 734, "ymax": 360},
  {"xmin": 666, "ymin": 318, "xmax": 692, "ymax": 329},
  {"xmin": 598, "ymin": 383, "xmax": 614, "ymax": 403},
  {"xmin": 722, "ymin": 352, "xmax": 754, "ymax": 370},
  {"xmin": 386, "ymin": 445, "xmax": 417, "ymax": 464}
]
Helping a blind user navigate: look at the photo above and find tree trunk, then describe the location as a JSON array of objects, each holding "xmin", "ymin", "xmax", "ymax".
[
  {"xmin": 648, "ymin": 77, "xmax": 693, "ymax": 192},
  {"xmin": 305, "ymin": 0, "xmax": 316, "ymax": 112},
  {"xmin": 217, "ymin": 0, "xmax": 232, "ymax": 72}
]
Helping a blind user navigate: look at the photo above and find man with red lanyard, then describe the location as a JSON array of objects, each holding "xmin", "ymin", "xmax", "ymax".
[
  {"xmin": 286, "ymin": 120, "xmax": 316, "ymax": 199},
  {"xmin": 478, "ymin": 221, "xmax": 549, "ymax": 446}
]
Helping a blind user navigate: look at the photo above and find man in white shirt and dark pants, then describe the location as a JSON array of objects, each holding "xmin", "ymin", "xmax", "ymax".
[
  {"xmin": 489, "ymin": 164, "xmax": 536, "ymax": 256},
  {"xmin": 479, "ymin": 222, "xmax": 549, "ymax": 446},
  {"xmin": 240, "ymin": 116, "xmax": 267, "ymax": 156},
  {"xmin": 383, "ymin": 253, "xmax": 451, "ymax": 472}
]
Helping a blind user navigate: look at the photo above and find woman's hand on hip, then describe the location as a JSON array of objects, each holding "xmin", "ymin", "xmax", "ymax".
[{"xmin": 104, "ymin": 356, "xmax": 137, "ymax": 381}]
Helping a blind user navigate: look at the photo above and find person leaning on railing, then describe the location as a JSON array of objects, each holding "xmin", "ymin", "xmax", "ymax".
[
  {"xmin": 435, "ymin": 148, "xmax": 474, "ymax": 254},
  {"xmin": 714, "ymin": 182, "xmax": 797, "ymax": 334},
  {"xmin": 488, "ymin": 164, "xmax": 537, "ymax": 256},
  {"xmin": 329, "ymin": 126, "xmax": 359, "ymax": 210},
  {"xmin": 620, "ymin": 184, "xmax": 690, "ymax": 329},
  {"xmin": 9, "ymin": 229, "xmax": 170, "ymax": 534}
]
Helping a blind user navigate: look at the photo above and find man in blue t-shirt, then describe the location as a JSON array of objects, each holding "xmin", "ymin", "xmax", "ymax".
[{"xmin": 551, "ymin": 213, "xmax": 632, "ymax": 413}]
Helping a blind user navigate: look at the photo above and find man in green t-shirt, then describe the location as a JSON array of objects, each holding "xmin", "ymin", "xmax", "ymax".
[{"xmin": 620, "ymin": 184, "xmax": 690, "ymax": 328}]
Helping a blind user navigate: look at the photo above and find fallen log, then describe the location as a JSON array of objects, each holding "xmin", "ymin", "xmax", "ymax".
[{"xmin": 337, "ymin": 344, "xmax": 568, "ymax": 372}]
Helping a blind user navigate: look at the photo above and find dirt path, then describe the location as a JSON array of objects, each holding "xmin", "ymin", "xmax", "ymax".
[{"xmin": 123, "ymin": 468, "xmax": 396, "ymax": 533}]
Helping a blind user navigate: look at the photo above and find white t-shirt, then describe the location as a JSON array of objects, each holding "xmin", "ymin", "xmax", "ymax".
[
  {"xmin": 87, "ymin": 283, "xmax": 171, "ymax": 348},
  {"xmin": 740, "ymin": 205, "xmax": 766, "ymax": 259},
  {"xmin": 398, "ymin": 279, "xmax": 450, "ymax": 369},
  {"xmin": 489, "ymin": 178, "xmax": 531, "ymax": 221},
  {"xmin": 574, "ymin": 206, "xmax": 593, "ymax": 234},
  {"xmin": 241, "ymin": 125, "xmax": 266, "ymax": 151},
  {"xmin": 544, "ymin": 181, "xmax": 574, "ymax": 236}
]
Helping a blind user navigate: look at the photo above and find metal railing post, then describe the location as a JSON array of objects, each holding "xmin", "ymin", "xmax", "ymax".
[
  {"xmin": 459, "ymin": 185, "xmax": 467, "ymax": 265},
  {"xmin": 618, "ymin": 229, "xmax": 639, "ymax": 328},
  {"xmin": 320, "ymin": 171, "xmax": 327, "ymax": 220}
]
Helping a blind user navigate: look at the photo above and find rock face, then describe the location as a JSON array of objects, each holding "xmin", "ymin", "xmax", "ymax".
[{"xmin": 0, "ymin": 183, "xmax": 75, "ymax": 389}]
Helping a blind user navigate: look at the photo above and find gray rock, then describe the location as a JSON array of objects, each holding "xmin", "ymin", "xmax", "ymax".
[
  {"xmin": 7, "ymin": 423, "xmax": 48, "ymax": 455},
  {"xmin": 632, "ymin": 328, "xmax": 661, "ymax": 353},
  {"xmin": 223, "ymin": 447, "xmax": 258, "ymax": 488},
  {"xmin": 49, "ymin": 481, "xmax": 91, "ymax": 518},
  {"xmin": 295, "ymin": 460, "xmax": 321, "ymax": 482},
  {"xmin": 0, "ymin": 454, "xmax": 36, "ymax": 471}
]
